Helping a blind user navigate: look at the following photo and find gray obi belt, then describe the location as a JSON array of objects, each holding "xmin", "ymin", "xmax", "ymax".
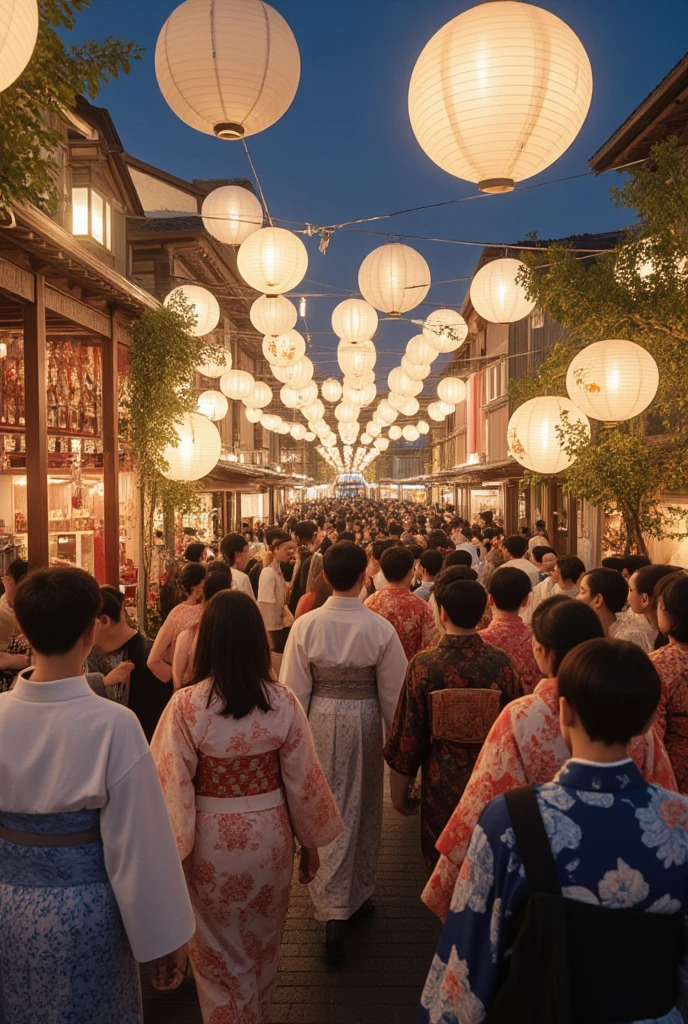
[{"xmin": 310, "ymin": 665, "xmax": 377, "ymax": 700}]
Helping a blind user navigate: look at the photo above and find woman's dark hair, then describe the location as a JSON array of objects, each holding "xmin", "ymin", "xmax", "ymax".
[
  {"xmin": 100, "ymin": 585, "xmax": 125, "ymax": 622},
  {"xmin": 558, "ymin": 639, "xmax": 661, "ymax": 745},
  {"xmin": 625, "ymin": 555, "xmax": 652, "ymax": 576},
  {"xmin": 268, "ymin": 529, "xmax": 291, "ymax": 550},
  {"xmin": 633, "ymin": 564, "xmax": 682, "ymax": 598},
  {"xmin": 6, "ymin": 559, "xmax": 29, "ymax": 585},
  {"xmin": 532, "ymin": 545, "xmax": 556, "ymax": 564},
  {"xmin": 206, "ymin": 559, "xmax": 232, "ymax": 577},
  {"xmin": 180, "ymin": 561, "xmax": 206, "ymax": 594},
  {"xmin": 189, "ymin": 590, "xmax": 273, "ymax": 719},
  {"xmin": 203, "ymin": 571, "xmax": 232, "ymax": 601},
  {"xmin": 220, "ymin": 533, "xmax": 248, "ymax": 566},
  {"xmin": 655, "ymin": 571, "xmax": 688, "ymax": 643},
  {"xmin": 584, "ymin": 568, "xmax": 629, "ymax": 614},
  {"xmin": 601, "ymin": 556, "xmax": 626, "ymax": 573},
  {"xmin": 532, "ymin": 595, "xmax": 604, "ymax": 675},
  {"xmin": 435, "ymin": 580, "xmax": 487, "ymax": 628},
  {"xmin": 15, "ymin": 567, "xmax": 102, "ymax": 656}
]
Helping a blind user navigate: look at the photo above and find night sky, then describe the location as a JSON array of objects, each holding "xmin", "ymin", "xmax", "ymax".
[{"xmin": 74, "ymin": 0, "xmax": 687, "ymax": 380}]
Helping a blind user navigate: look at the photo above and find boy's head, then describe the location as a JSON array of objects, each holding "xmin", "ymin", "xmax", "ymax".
[
  {"xmin": 380, "ymin": 545, "xmax": 415, "ymax": 585},
  {"xmin": 434, "ymin": 579, "xmax": 487, "ymax": 631},
  {"xmin": 420, "ymin": 549, "xmax": 443, "ymax": 580},
  {"xmin": 554, "ymin": 555, "xmax": 586, "ymax": 586},
  {"xmin": 503, "ymin": 534, "xmax": 528, "ymax": 560},
  {"xmin": 531, "ymin": 545, "xmax": 556, "ymax": 570},
  {"xmin": 15, "ymin": 567, "xmax": 102, "ymax": 659},
  {"xmin": 628, "ymin": 564, "xmax": 681, "ymax": 617},
  {"xmin": 323, "ymin": 541, "xmax": 368, "ymax": 592},
  {"xmin": 578, "ymin": 568, "xmax": 629, "ymax": 615},
  {"xmin": 489, "ymin": 566, "xmax": 532, "ymax": 613},
  {"xmin": 443, "ymin": 549, "xmax": 473, "ymax": 569}
]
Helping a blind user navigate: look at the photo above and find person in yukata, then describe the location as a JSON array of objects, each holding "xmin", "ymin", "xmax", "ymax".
[
  {"xmin": 651, "ymin": 572, "xmax": 688, "ymax": 794},
  {"xmin": 480, "ymin": 566, "xmax": 542, "ymax": 695},
  {"xmin": 384, "ymin": 575, "xmax": 521, "ymax": 871},
  {"xmin": 0, "ymin": 567, "xmax": 194, "ymax": 1024},
  {"xmin": 420, "ymin": 637, "xmax": 688, "ymax": 1024},
  {"xmin": 279, "ymin": 541, "xmax": 407, "ymax": 964},
  {"xmin": 364, "ymin": 545, "xmax": 439, "ymax": 661},
  {"xmin": 629, "ymin": 564, "xmax": 682, "ymax": 652},
  {"xmin": 578, "ymin": 567, "xmax": 653, "ymax": 651},
  {"xmin": 423, "ymin": 595, "xmax": 676, "ymax": 921},
  {"xmin": 147, "ymin": 561, "xmax": 206, "ymax": 683},
  {"xmin": 152, "ymin": 590, "xmax": 342, "ymax": 1024}
]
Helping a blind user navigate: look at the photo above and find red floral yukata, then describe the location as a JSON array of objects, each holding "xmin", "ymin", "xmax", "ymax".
[
  {"xmin": 479, "ymin": 614, "xmax": 542, "ymax": 694},
  {"xmin": 422, "ymin": 677, "xmax": 677, "ymax": 921},
  {"xmin": 365, "ymin": 586, "xmax": 439, "ymax": 661},
  {"xmin": 383, "ymin": 634, "xmax": 521, "ymax": 870},
  {"xmin": 651, "ymin": 640, "xmax": 688, "ymax": 794}
]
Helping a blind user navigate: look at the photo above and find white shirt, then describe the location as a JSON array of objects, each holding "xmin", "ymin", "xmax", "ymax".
[
  {"xmin": 455, "ymin": 541, "xmax": 479, "ymax": 568},
  {"xmin": 231, "ymin": 567, "xmax": 254, "ymax": 598},
  {"xmin": 373, "ymin": 569, "xmax": 390, "ymax": 592},
  {"xmin": 0, "ymin": 593, "xmax": 16, "ymax": 651},
  {"xmin": 610, "ymin": 610, "xmax": 657, "ymax": 653},
  {"xmin": 258, "ymin": 563, "xmax": 288, "ymax": 631},
  {"xmin": 498, "ymin": 557, "xmax": 540, "ymax": 588}
]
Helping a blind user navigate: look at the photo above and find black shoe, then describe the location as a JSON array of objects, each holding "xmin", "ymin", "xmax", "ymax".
[
  {"xmin": 324, "ymin": 919, "xmax": 347, "ymax": 966},
  {"xmin": 349, "ymin": 898, "xmax": 375, "ymax": 923}
]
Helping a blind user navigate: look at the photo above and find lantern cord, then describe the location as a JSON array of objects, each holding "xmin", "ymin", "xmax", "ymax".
[{"xmin": 241, "ymin": 138, "xmax": 273, "ymax": 227}]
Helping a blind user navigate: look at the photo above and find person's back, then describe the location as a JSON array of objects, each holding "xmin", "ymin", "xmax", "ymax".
[
  {"xmin": 365, "ymin": 546, "xmax": 439, "ymax": 660},
  {"xmin": 481, "ymin": 567, "xmax": 542, "ymax": 694}
]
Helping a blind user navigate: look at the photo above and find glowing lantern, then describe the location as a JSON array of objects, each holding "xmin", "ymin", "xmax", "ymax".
[
  {"xmin": 423, "ymin": 309, "xmax": 468, "ymax": 353},
  {"xmin": 280, "ymin": 385, "xmax": 299, "ymax": 409},
  {"xmin": 335, "ymin": 401, "xmax": 359, "ymax": 424},
  {"xmin": 237, "ymin": 227, "xmax": 308, "ymax": 294},
  {"xmin": 375, "ymin": 400, "xmax": 398, "ymax": 426},
  {"xmin": 197, "ymin": 348, "xmax": 232, "ymax": 378},
  {"xmin": 389, "ymin": 394, "xmax": 420, "ymax": 417},
  {"xmin": 337, "ymin": 340, "xmax": 376, "ymax": 377},
  {"xmin": 374, "ymin": 436, "xmax": 390, "ymax": 452},
  {"xmin": 276, "ymin": 420, "xmax": 291, "ymax": 435},
  {"xmin": 310, "ymin": 418, "xmax": 328, "ymax": 436},
  {"xmin": 201, "ymin": 184, "xmax": 263, "ymax": 245},
  {"xmin": 260, "ymin": 413, "xmax": 281, "ymax": 432},
  {"xmin": 339, "ymin": 422, "xmax": 359, "ymax": 443},
  {"xmin": 508, "ymin": 396, "xmax": 591, "ymax": 474},
  {"xmin": 272, "ymin": 357, "xmax": 313, "ymax": 388},
  {"xmin": 294, "ymin": 381, "xmax": 318, "ymax": 407},
  {"xmin": 304, "ymin": 431, "xmax": 315, "ymax": 442},
  {"xmin": 401, "ymin": 356, "xmax": 431, "ymax": 382},
  {"xmin": 437, "ymin": 401, "xmax": 455, "ymax": 417},
  {"xmin": 196, "ymin": 390, "xmax": 229, "ymax": 421},
  {"xmin": 321, "ymin": 378, "xmax": 343, "ymax": 403},
  {"xmin": 0, "ymin": 0, "xmax": 38, "ymax": 94},
  {"xmin": 388, "ymin": 425, "xmax": 402, "ymax": 441},
  {"xmin": 245, "ymin": 406, "xmax": 263, "ymax": 423},
  {"xmin": 250, "ymin": 294, "xmax": 297, "ymax": 336},
  {"xmin": 220, "ymin": 368, "xmax": 255, "ymax": 401},
  {"xmin": 344, "ymin": 381, "xmax": 376, "ymax": 407},
  {"xmin": 417, "ymin": 420, "xmax": 430, "ymax": 435},
  {"xmin": 366, "ymin": 421, "xmax": 382, "ymax": 438},
  {"xmin": 302, "ymin": 399, "xmax": 325, "ymax": 422},
  {"xmin": 164, "ymin": 284, "xmax": 220, "ymax": 336},
  {"xmin": 470, "ymin": 258, "xmax": 535, "ymax": 324},
  {"xmin": 408, "ymin": 1, "xmax": 593, "ymax": 193},
  {"xmin": 291, "ymin": 422, "xmax": 307, "ymax": 441},
  {"xmin": 244, "ymin": 381, "xmax": 272, "ymax": 408},
  {"xmin": 322, "ymin": 435, "xmax": 337, "ymax": 448},
  {"xmin": 565, "ymin": 340, "xmax": 659, "ymax": 422},
  {"xmin": 162, "ymin": 413, "xmax": 221, "ymax": 481},
  {"xmin": 402, "ymin": 425, "xmax": 420, "ymax": 443},
  {"xmin": 406, "ymin": 335, "xmax": 437, "ymax": 366},
  {"xmin": 428, "ymin": 401, "xmax": 447, "ymax": 422},
  {"xmin": 155, "ymin": 0, "xmax": 300, "ymax": 140},
  {"xmin": 360, "ymin": 433, "xmax": 372, "ymax": 445},
  {"xmin": 332, "ymin": 298, "xmax": 379, "ymax": 342},
  {"xmin": 388, "ymin": 367, "xmax": 421, "ymax": 397},
  {"xmin": 262, "ymin": 329, "xmax": 306, "ymax": 367},
  {"xmin": 438, "ymin": 377, "xmax": 467, "ymax": 405},
  {"xmin": 358, "ymin": 243, "xmax": 431, "ymax": 315}
]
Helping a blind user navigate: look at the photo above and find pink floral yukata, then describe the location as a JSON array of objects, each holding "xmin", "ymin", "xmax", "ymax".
[
  {"xmin": 479, "ymin": 614, "xmax": 542, "ymax": 694},
  {"xmin": 364, "ymin": 586, "xmax": 439, "ymax": 661},
  {"xmin": 651, "ymin": 641, "xmax": 688, "ymax": 794}
]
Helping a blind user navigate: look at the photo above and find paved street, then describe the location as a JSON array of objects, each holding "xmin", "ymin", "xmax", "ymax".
[{"xmin": 143, "ymin": 789, "xmax": 441, "ymax": 1023}]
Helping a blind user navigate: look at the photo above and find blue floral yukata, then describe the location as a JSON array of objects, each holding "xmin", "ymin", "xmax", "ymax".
[{"xmin": 420, "ymin": 759, "xmax": 688, "ymax": 1024}]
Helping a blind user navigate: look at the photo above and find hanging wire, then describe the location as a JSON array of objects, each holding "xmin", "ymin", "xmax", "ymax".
[{"xmin": 241, "ymin": 138, "xmax": 273, "ymax": 227}]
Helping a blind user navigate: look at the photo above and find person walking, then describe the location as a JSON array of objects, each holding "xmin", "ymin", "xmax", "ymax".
[
  {"xmin": 481, "ymin": 567, "xmax": 542, "ymax": 694},
  {"xmin": 147, "ymin": 562, "xmax": 206, "ymax": 683},
  {"xmin": 364, "ymin": 545, "xmax": 439, "ymax": 661}
]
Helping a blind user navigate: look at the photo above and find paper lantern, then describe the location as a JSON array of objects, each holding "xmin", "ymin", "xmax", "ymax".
[
  {"xmin": 332, "ymin": 298, "xmax": 379, "ymax": 342},
  {"xmin": 262, "ymin": 329, "xmax": 306, "ymax": 367},
  {"xmin": 428, "ymin": 401, "xmax": 448, "ymax": 422},
  {"xmin": 366, "ymin": 421, "xmax": 382, "ymax": 438},
  {"xmin": 164, "ymin": 284, "xmax": 220, "ymax": 336},
  {"xmin": 163, "ymin": 413, "xmax": 221, "ymax": 481},
  {"xmin": 294, "ymin": 381, "xmax": 318, "ymax": 407},
  {"xmin": 388, "ymin": 366, "xmax": 420, "ymax": 397},
  {"xmin": 388, "ymin": 425, "xmax": 402, "ymax": 441},
  {"xmin": 291, "ymin": 422, "xmax": 307, "ymax": 441},
  {"xmin": 155, "ymin": 0, "xmax": 300, "ymax": 140},
  {"xmin": 358, "ymin": 243, "xmax": 431, "ymax": 315},
  {"xmin": 272, "ymin": 357, "xmax": 313, "ymax": 388},
  {"xmin": 0, "ymin": 0, "xmax": 39, "ymax": 94},
  {"xmin": 196, "ymin": 390, "xmax": 229, "ymax": 421},
  {"xmin": 335, "ymin": 401, "xmax": 359, "ymax": 424},
  {"xmin": 360, "ymin": 433, "xmax": 372, "ymax": 445},
  {"xmin": 237, "ymin": 227, "xmax": 308, "ymax": 294},
  {"xmin": 417, "ymin": 420, "xmax": 430, "ymax": 435},
  {"xmin": 374, "ymin": 436, "xmax": 390, "ymax": 452},
  {"xmin": 201, "ymin": 184, "xmax": 263, "ymax": 245},
  {"xmin": 344, "ymin": 370, "xmax": 375, "ymax": 388},
  {"xmin": 280, "ymin": 385, "xmax": 300, "ymax": 409},
  {"xmin": 406, "ymin": 335, "xmax": 437, "ymax": 366},
  {"xmin": 437, "ymin": 401, "xmax": 455, "ymax": 416},
  {"xmin": 250, "ymin": 294, "xmax": 297, "ymax": 336},
  {"xmin": 302, "ymin": 399, "xmax": 325, "ymax": 422},
  {"xmin": 304, "ymin": 431, "xmax": 316, "ymax": 442},
  {"xmin": 438, "ymin": 377, "xmax": 467, "ymax": 406},
  {"xmin": 260, "ymin": 413, "xmax": 281, "ymax": 431},
  {"xmin": 321, "ymin": 378, "xmax": 343, "ymax": 403},
  {"xmin": 276, "ymin": 420, "xmax": 291, "ymax": 435},
  {"xmin": 423, "ymin": 309, "xmax": 468, "ymax": 353},
  {"xmin": 389, "ymin": 394, "xmax": 420, "ymax": 417},
  {"xmin": 402, "ymin": 425, "xmax": 420, "ymax": 443},
  {"xmin": 220, "ymin": 368, "xmax": 255, "ymax": 401},
  {"xmin": 337, "ymin": 340, "xmax": 376, "ymax": 377},
  {"xmin": 339, "ymin": 422, "xmax": 359, "ymax": 443},
  {"xmin": 245, "ymin": 406, "xmax": 263, "ymax": 423},
  {"xmin": 323, "ymin": 435, "xmax": 338, "ymax": 448},
  {"xmin": 310, "ymin": 418, "xmax": 328, "ymax": 435},
  {"xmin": 508, "ymin": 396, "xmax": 591, "ymax": 474},
  {"xmin": 565, "ymin": 340, "xmax": 659, "ymax": 422},
  {"xmin": 470, "ymin": 258, "xmax": 535, "ymax": 324},
  {"xmin": 343, "ymin": 381, "xmax": 377, "ymax": 407},
  {"xmin": 408, "ymin": 1, "xmax": 593, "ymax": 193},
  {"xmin": 401, "ymin": 356, "xmax": 431, "ymax": 382},
  {"xmin": 375, "ymin": 400, "xmax": 398, "ymax": 426},
  {"xmin": 197, "ymin": 348, "xmax": 232, "ymax": 378},
  {"xmin": 244, "ymin": 380, "xmax": 272, "ymax": 408}
]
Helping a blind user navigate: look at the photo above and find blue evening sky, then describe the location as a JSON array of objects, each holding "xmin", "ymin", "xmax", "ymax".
[{"xmin": 75, "ymin": 0, "xmax": 687, "ymax": 378}]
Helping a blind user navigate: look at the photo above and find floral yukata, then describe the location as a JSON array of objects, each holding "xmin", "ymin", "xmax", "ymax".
[
  {"xmin": 384, "ymin": 634, "xmax": 521, "ymax": 869},
  {"xmin": 151, "ymin": 679, "xmax": 342, "ymax": 1024},
  {"xmin": 364, "ymin": 585, "xmax": 439, "ymax": 661},
  {"xmin": 652, "ymin": 641, "xmax": 688, "ymax": 794},
  {"xmin": 420, "ymin": 760, "xmax": 688, "ymax": 1024},
  {"xmin": 479, "ymin": 614, "xmax": 542, "ymax": 695},
  {"xmin": 423, "ymin": 677, "xmax": 676, "ymax": 920}
]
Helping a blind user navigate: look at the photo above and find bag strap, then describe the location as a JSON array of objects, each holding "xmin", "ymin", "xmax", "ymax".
[{"xmin": 504, "ymin": 786, "xmax": 560, "ymax": 897}]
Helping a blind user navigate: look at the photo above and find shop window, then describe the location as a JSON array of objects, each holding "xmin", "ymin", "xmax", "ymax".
[
  {"xmin": 530, "ymin": 307, "xmax": 545, "ymax": 330},
  {"xmin": 71, "ymin": 187, "xmax": 113, "ymax": 250},
  {"xmin": 485, "ymin": 360, "xmax": 508, "ymax": 403}
]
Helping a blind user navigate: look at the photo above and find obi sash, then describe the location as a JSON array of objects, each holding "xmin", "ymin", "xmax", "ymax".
[
  {"xmin": 194, "ymin": 750, "xmax": 285, "ymax": 813},
  {"xmin": 429, "ymin": 687, "xmax": 501, "ymax": 744},
  {"xmin": 0, "ymin": 810, "xmax": 108, "ymax": 887},
  {"xmin": 310, "ymin": 665, "xmax": 377, "ymax": 701}
]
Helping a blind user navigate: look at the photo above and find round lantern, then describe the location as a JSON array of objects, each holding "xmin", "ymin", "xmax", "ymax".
[
  {"xmin": 389, "ymin": 394, "xmax": 420, "ymax": 417},
  {"xmin": 375, "ymin": 400, "xmax": 398, "ymax": 426},
  {"xmin": 302, "ymin": 399, "xmax": 325, "ymax": 422},
  {"xmin": 276, "ymin": 420, "xmax": 291, "ymax": 435},
  {"xmin": 323, "ymin": 435, "xmax": 337, "ymax": 448},
  {"xmin": 438, "ymin": 377, "xmax": 467, "ymax": 406},
  {"xmin": 344, "ymin": 370, "xmax": 375, "ymax": 388},
  {"xmin": 321, "ymin": 378, "xmax": 343, "ymax": 403},
  {"xmin": 366, "ymin": 421, "xmax": 382, "ymax": 438},
  {"xmin": 244, "ymin": 380, "xmax": 272, "ymax": 408},
  {"xmin": 408, "ymin": 1, "xmax": 593, "ymax": 193},
  {"xmin": 360, "ymin": 433, "xmax": 372, "ymax": 445},
  {"xmin": 196, "ymin": 390, "xmax": 229, "ymax": 421},
  {"xmin": 272, "ymin": 357, "xmax": 313, "ymax": 388},
  {"xmin": 339, "ymin": 422, "xmax": 359, "ymax": 443},
  {"xmin": 310, "ymin": 418, "xmax": 328, "ymax": 436},
  {"xmin": 388, "ymin": 367, "xmax": 416, "ymax": 397},
  {"xmin": 508, "ymin": 396, "xmax": 591, "ymax": 474},
  {"xmin": 423, "ymin": 309, "xmax": 469, "ymax": 353},
  {"xmin": 237, "ymin": 227, "xmax": 308, "ymax": 294},
  {"xmin": 294, "ymin": 381, "xmax": 318, "ymax": 407},
  {"xmin": 428, "ymin": 401, "xmax": 448, "ymax": 422},
  {"xmin": 0, "ymin": 0, "xmax": 38, "ymax": 94},
  {"xmin": 374, "ymin": 436, "xmax": 390, "ymax": 452},
  {"xmin": 163, "ymin": 413, "xmax": 221, "ymax": 481},
  {"xmin": 201, "ymin": 184, "xmax": 263, "ymax": 245},
  {"xmin": 401, "ymin": 356, "xmax": 431, "ymax": 382},
  {"xmin": 220, "ymin": 368, "xmax": 255, "ymax": 401},
  {"xmin": 155, "ymin": 0, "xmax": 300, "ymax": 140},
  {"xmin": 417, "ymin": 420, "xmax": 430, "ymax": 435},
  {"xmin": 437, "ymin": 401, "xmax": 455, "ymax": 417},
  {"xmin": 260, "ymin": 413, "xmax": 281, "ymax": 431},
  {"xmin": 358, "ymin": 243, "xmax": 431, "ymax": 315},
  {"xmin": 304, "ymin": 431, "xmax": 316, "ymax": 442},
  {"xmin": 164, "ymin": 284, "xmax": 220, "ymax": 336},
  {"xmin": 245, "ymin": 406, "xmax": 263, "ymax": 423},
  {"xmin": 343, "ymin": 381, "xmax": 376, "ymax": 407},
  {"xmin": 406, "ymin": 334, "xmax": 437, "ymax": 366},
  {"xmin": 291, "ymin": 422, "xmax": 307, "ymax": 441},
  {"xmin": 280, "ymin": 385, "xmax": 300, "ymax": 409},
  {"xmin": 565, "ymin": 340, "xmax": 659, "ymax": 422},
  {"xmin": 335, "ymin": 401, "xmax": 359, "ymax": 424},
  {"xmin": 332, "ymin": 298, "xmax": 379, "ymax": 342},
  {"xmin": 197, "ymin": 348, "xmax": 232, "ymax": 378},
  {"xmin": 470, "ymin": 258, "xmax": 535, "ymax": 324},
  {"xmin": 402, "ymin": 425, "xmax": 420, "ymax": 443},
  {"xmin": 337, "ymin": 340, "xmax": 376, "ymax": 377},
  {"xmin": 262, "ymin": 329, "xmax": 306, "ymax": 367},
  {"xmin": 388, "ymin": 425, "xmax": 402, "ymax": 441},
  {"xmin": 250, "ymin": 294, "xmax": 297, "ymax": 336}
]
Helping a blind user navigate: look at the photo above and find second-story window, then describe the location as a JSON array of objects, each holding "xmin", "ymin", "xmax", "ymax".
[{"xmin": 72, "ymin": 187, "xmax": 113, "ymax": 251}]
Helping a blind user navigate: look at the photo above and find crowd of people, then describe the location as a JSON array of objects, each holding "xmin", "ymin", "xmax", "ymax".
[{"xmin": 1, "ymin": 496, "xmax": 688, "ymax": 1024}]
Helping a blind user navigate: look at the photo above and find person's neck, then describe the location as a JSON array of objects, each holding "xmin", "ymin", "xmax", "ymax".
[
  {"xmin": 443, "ymin": 625, "xmax": 477, "ymax": 637},
  {"xmin": 645, "ymin": 608, "xmax": 659, "ymax": 629},
  {"xmin": 30, "ymin": 651, "xmax": 87, "ymax": 683},
  {"xmin": 99, "ymin": 621, "xmax": 136, "ymax": 652},
  {"xmin": 597, "ymin": 607, "xmax": 616, "ymax": 635},
  {"xmin": 333, "ymin": 587, "xmax": 362, "ymax": 599},
  {"xmin": 492, "ymin": 609, "xmax": 520, "ymax": 622},
  {"xmin": 422, "ymin": 574, "xmax": 435, "ymax": 585},
  {"xmin": 569, "ymin": 732, "xmax": 629, "ymax": 764},
  {"xmin": 668, "ymin": 636, "xmax": 688, "ymax": 648},
  {"xmin": 184, "ymin": 594, "xmax": 201, "ymax": 606},
  {"xmin": 558, "ymin": 580, "xmax": 576, "ymax": 592}
]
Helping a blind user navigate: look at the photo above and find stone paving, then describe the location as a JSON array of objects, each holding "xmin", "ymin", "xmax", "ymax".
[{"xmin": 143, "ymin": 789, "xmax": 441, "ymax": 1024}]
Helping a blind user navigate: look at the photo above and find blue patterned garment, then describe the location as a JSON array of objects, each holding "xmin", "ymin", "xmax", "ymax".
[
  {"xmin": 420, "ymin": 759, "xmax": 688, "ymax": 1024},
  {"xmin": 0, "ymin": 810, "xmax": 142, "ymax": 1024}
]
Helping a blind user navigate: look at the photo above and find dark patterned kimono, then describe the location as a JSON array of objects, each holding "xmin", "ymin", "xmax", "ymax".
[{"xmin": 384, "ymin": 634, "xmax": 521, "ymax": 869}]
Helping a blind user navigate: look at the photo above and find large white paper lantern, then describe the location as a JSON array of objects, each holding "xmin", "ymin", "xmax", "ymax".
[
  {"xmin": 374, "ymin": 436, "xmax": 390, "ymax": 452},
  {"xmin": 438, "ymin": 377, "xmax": 467, "ymax": 406},
  {"xmin": 337, "ymin": 340, "xmax": 376, "ymax": 377},
  {"xmin": 437, "ymin": 401, "xmax": 455, "ymax": 417},
  {"xmin": 302, "ymin": 399, "xmax": 325, "ymax": 422},
  {"xmin": 0, "ymin": 0, "xmax": 39, "ymax": 94},
  {"xmin": 272, "ymin": 357, "xmax": 313, "ymax": 388},
  {"xmin": 197, "ymin": 390, "xmax": 229, "ymax": 421},
  {"xmin": 401, "ymin": 356, "xmax": 431, "ymax": 382},
  {"xmin": 163, "ymin": 413, "xmax": 221, "ymax": 481},
  {"xmin": 196, "ymin": 348, "xmax": 232, "ymax": 378},
  {"xmin": 155, "ymin": 0, "xmax": 300, "ymax": 140},
  {"xmin": 220, "ymin": 368, "xmax": 255, "ymax": 401},
  {"xmin": 294, "ymin": 381, "xmax": 318, "ymax": 407},
  {"xmin": 245, "ymin": 406, "xmax": 263, "ymax": 423},
  {"xmin": 402, "ymin": 424, "xmax": 420, "ymax": 443},
  {"xmin": 291, "ymin": 422, "xmax": 307, "ymax": 441},
  {"xmin": 388, "ymin": 367, "xmax": 418, "ymax": 397},
  {"xmin": 417, "ymin": 420, "xmax": 430, "ymax": 435},
  {"xmin": 262, "ymin": 329, "xmax": 306, "ymax": 367},
  {"xmin": 508, "ymin": 396, "xmax": 591, "ymax": 474},
  {"xmin": 358, "ymin": 243, "xmax": 431, "ymax": 316},
  {"xmin": 566, "ymin": 340, "xmax": 659, "ymax": 422},
  {"xmin": 321, "ymin": 378, "xmax": 342, "ymax": 403},
  {"xmin": 470, "ymin": 259, "xmax": 535, "ymax": 324},
  {"xmin": 164, "ymin": 284, "xmax": 220, "ymax": 336},
  {"xmin": 250, "ymin": 294, "xmax": 297, "ymax": 336},
  {"xmin": 339, "ymin": 422, "xmax": 359, "ymax": 443},
  {"xmin": 276, "ymin": 420, "xmax": 291, "ymax": 435},
  {"xmin": 388, "ymin": 425, "xmax": 402, "ymax": 441},
  {"xmin": 375, "ymin": 400, "xmax": 398, "ymax": 426},
  {"xmin": 335, "ymin": 401, "xmax": 359, "ymax": 424},
  {"xmin": 260, "ymin": 413, "xmax": 281, "ymax": 431},
  {"xmin": 428, "ymin": 401, "xmax": 448, "ymax": 422},
  {"xmin": 201, "ymin": 184, "xmax": 263, "ymax": 245},
  {"xmin": 237, "ymin": 227, "xmax": 308, "ymax": 294},
  {"xmin": 423, "ymin": 309, "xmax": 468, "ymax": 353},
  {"xmin": 408, "ymin": 1, "xmax": 593, "ymax": 193},
  {"xmin": 406, "ymin": 334, "xmax": 438, "ymax": 366},
  {"xmin": 332, "ymin": 298, "xmax": 379, "ymax": 342},
  {"xmin": 244, "ymin": 380, "xmax": 272, "ymax": 408},
  {"xmin": 280, "ymin": 385, "xmax": 300, "ymax": 409},
  {"xmin": 389, "ymin": 394, "xmax": 420, "ymax": 417},
  {"xmin": 366, "ymin": 421, "xmax": 382, "ymax": 438}
]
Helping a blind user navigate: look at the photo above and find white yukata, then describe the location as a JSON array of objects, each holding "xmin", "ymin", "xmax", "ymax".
[
  {"xmin": 230, "ymin": 567, "xmax": 254, "ymax": 598},
  {"xmin": 280, "ymin": 596, "xmax": 407, "ymax": 922}
]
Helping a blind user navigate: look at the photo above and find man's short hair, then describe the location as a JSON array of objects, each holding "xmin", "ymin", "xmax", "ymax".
[
  {"xmin": 14, "ymin": 567, "xmax": 102, "ymax": 656},
  {"xmin": 601, "ymin": 556, "xmax": 626, "ymax": 573},
  {"xmin": 489, "ymin": 566, "xmax": 532, "ymax": 611},
  {"xmin": 503, "ymin": 534, "xmax": 528, "ymax": 559},
  {"xmin": 380, "ymin": 545, "xmax": 414, "ymax": 584},
  {"xmin": 558, "ymin": 639, "xmax": 661, "ymax": 745},
  {"xmin": 435, "ymin": 580, "xmax": 487, "ymax": 629},
  {"xmin": 585, "ymin": 568, "xmax": 629, "ymax": 614},
  {"xmin": 338, "ymin": 531, "xmax": 356, "ymax": 542},
  {"xmin": 433, "ymin": 566, "xmax": 478, "ymax": 609},
  {"xmin": 389, "ymin": 522, "xmax": 403, "ymax": 538},
  {"xmin": 532, "ymin": 545, "xmax": 556, "ymax": 564},
  {"xmin": 406, "ymin": 543, "xmax": 423, "ymax": 561},
  {"xmin": 323, "ymin": 541, "xmax": 368, "ymax": 591},
  {"xmin": 625, "ymin": 555, "xmax": 652, "ymax": 576},
  {"xmin": 420, "ymin": 550, "xmax": 443, "ymax": 577},
  {"xmin": 633, "ymin": 564, "xmax": 682, "ymax": 598},
  {"xmin": 220, "ymin": 533, "xmax": 248, "ymax": 566},
  {"xmin": 443, "ymin": 549, "xmax": 473, "ymax": 569},
  {"xmin": 5, "ymin": 559, "xmax": 29, "ymax": 585},
  {"xmin": 294, "ymin": 521, "xmax": 317, "ymax": 542},
  {"xmin": 556, "ymin": 555, "xmax": 586, "ymax": 584},
  {"xmin": 372, "ymin": 538, "xmax": 397, "ymax": 563},
  {"xmin": 183, "ymin": 542, "xmax": 206, "ymax": 563},
  {"xmin": 426, "ymin": 529, "xmax": 454, "ymax": 551}
]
